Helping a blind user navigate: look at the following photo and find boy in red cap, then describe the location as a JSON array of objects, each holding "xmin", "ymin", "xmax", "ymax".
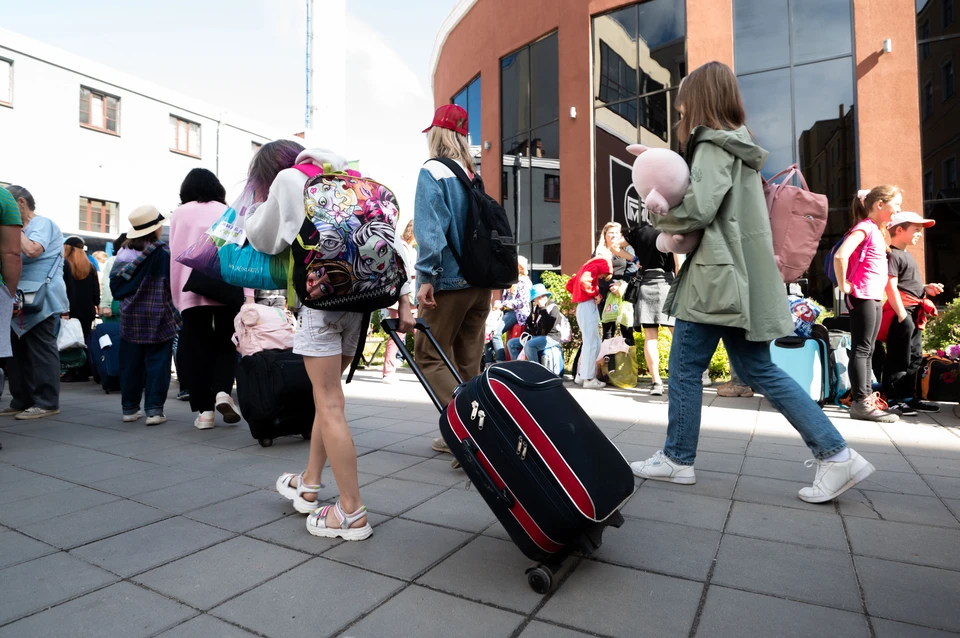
[{"xmin": 882, "ymin": 212, "xmax": 944, "ymax": 415}]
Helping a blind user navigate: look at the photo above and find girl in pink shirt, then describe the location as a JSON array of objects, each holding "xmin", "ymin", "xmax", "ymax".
[{"xmin": 833, "ymin": 185, "xmax": 901, "ymax": 422}]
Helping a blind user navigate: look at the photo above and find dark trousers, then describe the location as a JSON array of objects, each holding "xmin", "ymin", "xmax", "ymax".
[
  {"xmin": 8, "ymin": 316, "xmax": 61, "ymax": 410},
  {"xmin": 882, "ymin": 306, "xmax": 923, "ymax": 401},
  {"xmin": 849, "ymin": 296, "xmax": 882, "ymax": 402},
  {"xmin": 119, "ymin": 339, "xmax": 173, "ymax": 416},
  {"xmin": 177, "ymin": 306, "xmax": 238, "ymax": 413},
  {"xmin": 602, "ymin": 321, "xmax": 635, "ymax": 346}
]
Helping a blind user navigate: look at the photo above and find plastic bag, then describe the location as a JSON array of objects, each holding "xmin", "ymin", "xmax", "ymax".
[
  {"xmin": 176, "ymin": 199, "xmax": 290, "ymax": 291},
  {"xmin": 601, "ymin": 346, "xmax": 638, "ymax": 389},
  {"xmin": 57, "ymin": 318, "xmax": 86, "ymax": 351},
  {"xmin": 601, "ymin": 292, "xmax": 621, "ymax": 323}
]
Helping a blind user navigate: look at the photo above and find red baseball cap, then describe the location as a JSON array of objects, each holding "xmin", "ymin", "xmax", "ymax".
[{"xmin": 423, "ymin": 104, "xmax": 469, "ymax": 136}]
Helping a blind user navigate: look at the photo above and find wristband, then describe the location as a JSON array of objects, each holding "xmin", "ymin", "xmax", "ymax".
[{"xmin": 631, "ymin": 256, "xmax": 640, "ymax": 264}]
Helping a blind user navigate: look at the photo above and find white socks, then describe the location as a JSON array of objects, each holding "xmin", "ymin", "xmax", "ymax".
[{"xmin": 823, "ymin": 448, "xmax": 851, "ymax": 464}]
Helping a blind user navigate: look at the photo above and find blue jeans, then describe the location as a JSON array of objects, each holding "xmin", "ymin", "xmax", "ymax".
[
  {"xmin": 507, "ymin": 335, "xmax": 559, "ymax": 362},
  {"xmin": 119, "ymin": 339, "xmax": 174, "ymax": 417},
  {"xmin": 664, "ymin": 320, "xmax": 847, "ymax": 465},
  {"xmin": 490, "ymin": 310, "xmax": 518, "ymax": 362},
  {"xmin": 576, "ymin": 301, "xmax": 601, "ymax": 380}
]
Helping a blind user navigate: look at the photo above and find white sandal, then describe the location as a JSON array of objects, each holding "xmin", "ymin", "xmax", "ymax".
[
  {"xmin": 306, "ymin": 500, "xmax": 372, "ymax": 541},
  {"xmin": 276, "ymin": 472, "xmax": 325, "ymax": 514}
]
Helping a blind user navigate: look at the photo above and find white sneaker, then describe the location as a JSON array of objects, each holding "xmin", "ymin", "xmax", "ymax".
[
  {"xmin": 574, "ymin": 374, "xmax": 584, "ymax": 386},
  {"xmin": 123, "ymin": 411, "xmax": 143, "ymax": 423},
  {"xmin": 381, "ymin": 375, "xmax": 398, "ymax": 384},
  {"xmin": 583, "ymin": 378, "xmax": 605, "ymax": 389},
  {"xmin": 194, "ymin": 411, "xmax": 216, "ymax": 430},
  {"xmin": 215, "ymin": 392, "xmax": 242, "ymax": 424},
  {"xmin": 798, "ymin": 448, "xmax": 875, "ymax": 503},
  {"xmin": 631, "ymin": 450, "xmax": 696, "ymax": 484},
  {"xmin": 145, "ymin": 415, "xmax": 167, "ymax": 426},
  {"xmin": 701, "ymin": 370, "xmax": 712, "ymax": 387}
]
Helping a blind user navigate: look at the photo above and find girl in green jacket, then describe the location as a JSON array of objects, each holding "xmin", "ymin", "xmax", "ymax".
[{"xmin": 631, "ymin": 62, "xmax": 875, "ymax": 504}]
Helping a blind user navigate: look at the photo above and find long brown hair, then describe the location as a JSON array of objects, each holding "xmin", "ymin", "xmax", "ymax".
[
  {"xmin": 675, "ymin": 62, "xmax": 746, "ymax": 145},
  {"xmin": 851, "ymin": 185, "xmax": 902, "ymax": 223},
  {"xmin": 64, "ymin": 245, "xmax": 92, "ymax": 280}
]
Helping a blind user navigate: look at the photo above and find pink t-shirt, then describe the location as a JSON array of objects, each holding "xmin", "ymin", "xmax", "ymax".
[
  {"xmin": 168, "ymin": 201, "xmax": 253, "ymax": 311},
  {"xmin": 848, "ymin": 218, "xmax": 888, "ymax": 301}
]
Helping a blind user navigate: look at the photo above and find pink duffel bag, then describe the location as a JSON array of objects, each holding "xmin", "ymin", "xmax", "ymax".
[
  {"xmin": 763, "ymin": 164, "xmax": 828, "ymax": 284},
  {"xmin": 232, "ymin": 303, "xmax": 295, "ymax": 356}
]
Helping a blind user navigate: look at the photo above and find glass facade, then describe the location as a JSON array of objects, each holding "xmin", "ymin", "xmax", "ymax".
[
  {"xmin": 501, "ymin": 32, "xmax": 560, "ymax": 275},
  {"xmin": 452, "ymin": 75, "xmax": 482, "ymax": 147},
  {"xmin": 918, "ymin": 0, "xmax": 960, "ymax": 297},
  {"xmin": 734, "ymin": 0, "xmax": 855, "ymax": 304},
  {"xmin": 592, "ymin": 1, "xmax": 687, "ymax": 241}
]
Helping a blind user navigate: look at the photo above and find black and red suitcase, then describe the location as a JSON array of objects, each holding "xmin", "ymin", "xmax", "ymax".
[{"xmin": 382, "ymin": 318, "xmax": 634, "ymax": 593}]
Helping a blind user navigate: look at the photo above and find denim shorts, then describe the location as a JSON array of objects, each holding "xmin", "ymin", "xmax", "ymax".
[{"xmin": 294, "ymin": 308, "xmax": 362, "ymax": 358}]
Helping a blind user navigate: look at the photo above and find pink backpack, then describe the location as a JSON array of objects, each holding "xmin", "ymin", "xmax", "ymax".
[
  {"xmin": 763, "ymin": 165, "xmax": 828, "ymax": 283},
  {"xmin": 232, "ymin": 304, "xmax": 295, "ymax": 356}
]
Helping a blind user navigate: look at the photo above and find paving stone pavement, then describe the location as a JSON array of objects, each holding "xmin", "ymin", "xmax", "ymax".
[{"xmin": 1, "ymin": 370, "xmax": 959, "ymax": 637}]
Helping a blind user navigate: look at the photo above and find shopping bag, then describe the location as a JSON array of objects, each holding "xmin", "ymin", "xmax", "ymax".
[
  {"xmin": 57, "ymin": 318, "xmax": 86, "ymax": 351},
  {"xmin": 601, "ymin": 292, "xmax": 621, "ymax": 323},
  {"xmin": 605, "ymin": 346, "xmax": 639, "ymax": 389},
  {"xmin": 176, "ymin": 201, "xmax": 290, "ymax": 291}
]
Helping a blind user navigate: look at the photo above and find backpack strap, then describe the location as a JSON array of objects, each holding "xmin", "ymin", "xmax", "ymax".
[
  {"xmin": 428, "ymin": 157, "xmax": 475, "ymax": 269},
  {"xmin": 345, "ymin": 310, "xmax": 372, "ymax": 384},
  {"xmin": 293, "ymin": 163, "xmax": 324, "ymax": 178}
]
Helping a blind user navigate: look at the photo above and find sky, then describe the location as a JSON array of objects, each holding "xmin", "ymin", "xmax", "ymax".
[
  {"xmin": 4, "ymin": 0, "xmax": 459, "ymax": 132},
  {"xmin": 3, "ymin": 0, "xmax": 460, "ymax": 219}
]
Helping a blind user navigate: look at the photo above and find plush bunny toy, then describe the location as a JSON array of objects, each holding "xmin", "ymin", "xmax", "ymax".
[{"xmin": 626, "ymin": 144, "xmax": 702, "ymax": 254}]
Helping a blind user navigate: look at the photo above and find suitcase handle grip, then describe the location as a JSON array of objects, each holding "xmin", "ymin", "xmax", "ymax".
[
  {"xmin": 382, "ymin": 317, "xmax": 464, "ymax": 413},
  {"xmin": 462, "ymin": 438, "xmax": 515, "ymax": 509}
]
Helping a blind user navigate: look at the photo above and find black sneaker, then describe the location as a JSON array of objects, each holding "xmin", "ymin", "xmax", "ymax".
[
  {"xmin": 887, "ymin": 401, "xmax": 918, "ymax": 417},
  {"xmin": 909, "ymin": 400, "xmax": 941, "ymax": 413}
]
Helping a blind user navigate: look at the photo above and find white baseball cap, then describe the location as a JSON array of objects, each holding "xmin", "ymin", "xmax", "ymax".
[{"xmin": 888, "ymin": 211, "xmax": 935, "ymax": 229}]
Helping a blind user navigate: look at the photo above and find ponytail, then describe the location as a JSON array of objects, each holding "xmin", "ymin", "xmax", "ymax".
[{"xmin": 850, "ymin": 185, "xmax": 901, "ymax": 225}]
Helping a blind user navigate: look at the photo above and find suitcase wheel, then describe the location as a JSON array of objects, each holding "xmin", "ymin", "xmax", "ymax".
[
  {"xmin": 258, "ymin": 438, "xmax": 274, "ymax": 448},
  {"xmin": 526, "ymin": 565, "xmax": 554, "ymax": 594}
]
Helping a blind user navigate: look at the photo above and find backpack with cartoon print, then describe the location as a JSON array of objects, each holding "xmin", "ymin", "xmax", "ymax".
[{"xmin": 290, "ymin": 164, "xmax": 406, "ymax": 313}]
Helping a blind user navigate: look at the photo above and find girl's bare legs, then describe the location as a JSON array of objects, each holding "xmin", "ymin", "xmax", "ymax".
[
  {"xmin": 644, "ymin": 327, "xmax": 662, "ymax": 385},
  {"xmin": 303, "ymin": 354, "xmax": 366, "ymax": 527}
]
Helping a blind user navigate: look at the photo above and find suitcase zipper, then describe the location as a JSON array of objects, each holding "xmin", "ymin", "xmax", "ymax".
[{"xmin": 470, "ymin": 400, "xmax": 485, "ymax": 430}]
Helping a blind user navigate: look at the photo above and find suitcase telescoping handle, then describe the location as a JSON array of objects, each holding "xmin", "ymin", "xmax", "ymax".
[{"xmin": 381, "ymin": 317, "xmax": 464, "ymax": 413}]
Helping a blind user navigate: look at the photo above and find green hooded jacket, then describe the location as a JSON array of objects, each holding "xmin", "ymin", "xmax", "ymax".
[{"xmin": 651, "ymin": 125, "xmax": 794, "ymax": 342}]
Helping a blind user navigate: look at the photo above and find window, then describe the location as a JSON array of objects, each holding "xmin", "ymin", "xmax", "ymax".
[
  {"xmin": 919, "ymin": 21, "xmax": 930, "ymax": 60},
  {"xmin": 945, "ymin": 0, "xmax": 955, "ymax": 27},
  {"xmin": 78, "ymin": 197, "xmax": 119, "ymax": 234},
  {"xmin": 735, "ymin": 0, "xmax": 855, "ymax": 305},
  {"xmin": 501, "ymin": 171, "xmax": 508, "ymax": 202},
  {"xmin": 945, "ymin": 157, "xmax": 958, "ymax": 189},
  {"xmin": 0, "ymin": 58, "xmax": 11, "ymax": 106},
  {"xmin": 452, "ymin": 76, "xmax": 482, "ymax": 146},
  {"xmin": 502, "ymin": 32, "xmax": 561, "ymax": 272},
  {"xmin": 169, "ymin": 116, "xmax": 201, "ymax": 157},
  {"xmin": 79, "ymin": 87, "xmax": 119, "ymax": 134},
  {"xmin": 923, "ymin": 170, "xmax": 934, "ymax": 200},
  {"xmin": 944, "ymin": 62, "xmax": 955, "ymax": 99},
  {"xmin": 544, "ymin": 175, "xmax": 560, "ymax": 202},
  {"xmin": 923, "ymin": 81, "xmax": 934, "ymax": 118},
  {"xmin": 593, "ymin": 1, "xmax": 687, "ymax": 241}
]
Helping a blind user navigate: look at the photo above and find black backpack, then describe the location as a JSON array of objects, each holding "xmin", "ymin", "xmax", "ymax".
[{"xmin": 431, "ymin": 158, "xmax": 518, "ymax": 289}]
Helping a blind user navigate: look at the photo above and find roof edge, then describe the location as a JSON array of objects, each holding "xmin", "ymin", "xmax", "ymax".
[{"xmin": 428, "ymin": 0, "xmax": 479, "ymax": 95}]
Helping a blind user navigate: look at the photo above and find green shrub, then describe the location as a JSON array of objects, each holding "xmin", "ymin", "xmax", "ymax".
[
  {"xmin": 632, "ymin": 327, "xmax": 730, "ymax": 381},
  {"xmin": 923, "ymin": 294, "xmax": 960, "ymax": 352}
]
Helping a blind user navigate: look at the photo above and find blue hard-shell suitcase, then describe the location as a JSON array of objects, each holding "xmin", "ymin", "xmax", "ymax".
[
  {"xmin": 770, "ymin": 335, "xmax": 830, "ymax": 406},
  {"xmin": 89, "ymin": 322, "xmax": 121, "ymax": 393}
]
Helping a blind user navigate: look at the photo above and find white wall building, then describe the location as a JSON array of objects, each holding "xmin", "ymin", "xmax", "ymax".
[{"xmin": 0, "ymin": 28, "xmax": 283, "ymax": 250}]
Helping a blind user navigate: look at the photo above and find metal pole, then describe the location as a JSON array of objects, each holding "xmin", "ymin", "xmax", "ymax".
[{"xmin": 305, "ymin": 0, "xmax": 313, "ymax": 129}]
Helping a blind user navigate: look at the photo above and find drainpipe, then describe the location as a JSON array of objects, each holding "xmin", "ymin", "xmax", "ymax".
[{"xmin": 215, "ymin": 112, "xmax": 224, "ymax": 176}]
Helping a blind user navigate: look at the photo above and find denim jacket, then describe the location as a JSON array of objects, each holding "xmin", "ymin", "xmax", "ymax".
[{"xmin": 413, "ymin": 159, "xmax": 472, "ymax": 294}]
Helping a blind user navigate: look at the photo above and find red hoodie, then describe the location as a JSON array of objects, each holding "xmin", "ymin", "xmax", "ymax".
[{"xmin": 566, "ymin": 257, "xmax": 612, "ymax": 304}]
